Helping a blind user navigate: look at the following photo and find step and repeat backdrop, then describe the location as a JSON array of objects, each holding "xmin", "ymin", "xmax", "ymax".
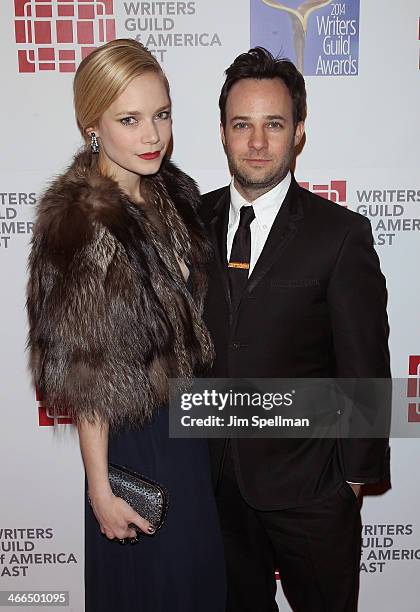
[{"xmin": 1, "ymin": 1, "xmax": 420, "ymax": 610}]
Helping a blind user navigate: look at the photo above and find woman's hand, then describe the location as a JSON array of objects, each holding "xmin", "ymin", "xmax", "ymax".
[
  {"xmin": 88, "ymin": 488, "xmax": 155, "ymax": 540},
  {"xmin": 77, "ymin": 419, "xmax": 154, "ymax": 541}
]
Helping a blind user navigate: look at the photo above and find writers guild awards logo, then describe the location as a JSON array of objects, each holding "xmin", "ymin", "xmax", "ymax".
[
  {"xmin": 260, "ymin": 0, "xmax": 332, "ymax": 72},
  {"xmin": 14, "ymin": 0, "xmax": 116, "ymax": 73},
  {"xmin": 299, "ymin": 180, "xmax": 347, "ymax": 207},
  {"xmin": 407, "ymin": 356, "xmax": 420, "ymax": 423},
  {"xmin": 251, "ymin": 0, "xmax": 360, "ymax": 76},
  {"xmin": 36, "ymin": 387, "xmax": 73, "ymax": 426}
]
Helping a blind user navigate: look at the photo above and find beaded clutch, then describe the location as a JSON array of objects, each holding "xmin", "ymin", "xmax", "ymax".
[{"xmin": 108, "ymin": 462, "xmax": 169, "ymax": 534}]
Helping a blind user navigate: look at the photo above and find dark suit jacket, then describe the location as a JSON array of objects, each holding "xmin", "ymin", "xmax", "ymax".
[{"xmin": 200, "ymin": 176, "xmax": 391, "ymax": 510}]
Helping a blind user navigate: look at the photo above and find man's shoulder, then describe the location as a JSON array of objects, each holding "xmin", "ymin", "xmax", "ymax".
[
  {"xmin": 199, "ymin": 185, "xmax": 230, "ymax": 222},
  {"xmin": 202, "ymin": 185, "xmax": 229, "ymax": 204},
  {"xmin": 298, "ymin": 183, "xmax": 370, "ymax": 232}
]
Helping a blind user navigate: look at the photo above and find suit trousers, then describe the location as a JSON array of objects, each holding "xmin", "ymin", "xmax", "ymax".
[{"xmin": 216, "ymin": 442, "xmax": 362, "ymax": 612}]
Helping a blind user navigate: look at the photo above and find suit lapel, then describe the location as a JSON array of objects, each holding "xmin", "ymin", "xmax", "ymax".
[
  {"xmin": 209, "ymin": 189, "xmax": 231, "ymax": 307},
  {"xmin": 207, "ymin": 178, "xmax": 304, "ymax": 311},
  {"xmin": 246, "ymin": 178, "xmax": 304, "ymax": 295}
]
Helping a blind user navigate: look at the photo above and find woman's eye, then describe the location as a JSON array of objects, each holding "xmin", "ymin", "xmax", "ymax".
[
  {"xmin": 156, "ymin": 110, "xmax": 171, "ymax": 120},
  {"xmin": 120, "ymin": 116, "xmax": 137, "ymax": 126}
]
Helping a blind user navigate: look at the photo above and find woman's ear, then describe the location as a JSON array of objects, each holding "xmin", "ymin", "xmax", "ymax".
[{"xmin": 86, "ymin": 127, "xmax": 98, "ymax": 139}]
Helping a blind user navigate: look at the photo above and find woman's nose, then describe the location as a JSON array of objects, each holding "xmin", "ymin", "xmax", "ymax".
[{"xmin": 142, "ymin": 121, "xmax": 160, "ymax": 145}]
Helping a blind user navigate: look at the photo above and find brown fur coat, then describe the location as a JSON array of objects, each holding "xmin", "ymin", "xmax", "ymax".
[{"xmin": 26, "ymin": 149, "xmax": 213, "ymax": 429}]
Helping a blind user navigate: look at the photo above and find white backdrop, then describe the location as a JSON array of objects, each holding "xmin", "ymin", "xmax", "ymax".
[{"xmin": 1, "ymin": 1, "xmax": 420, "ymax": 610}]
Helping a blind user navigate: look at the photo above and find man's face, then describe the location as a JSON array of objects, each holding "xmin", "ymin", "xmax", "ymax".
[{"xmin": 221, "ymin": 78, "xmax": 304, "ymax": 198}]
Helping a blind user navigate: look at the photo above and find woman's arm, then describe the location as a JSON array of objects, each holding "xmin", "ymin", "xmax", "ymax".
[
  {"xmin": 29, "ymin": 206, "xmax": 156, "ymax": 538},
  {"xmin": 78, "ymin": 419, "xmax": 155, "ymax": 539}
]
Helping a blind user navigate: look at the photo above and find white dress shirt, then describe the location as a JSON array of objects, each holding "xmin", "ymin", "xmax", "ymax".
[{"xmin": 227, "ymin": 172, "xmax": 291, "ymax": 274}]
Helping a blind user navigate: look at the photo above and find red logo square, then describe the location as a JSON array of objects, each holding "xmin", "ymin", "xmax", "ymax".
[
  {"xmin": 298, "ymin": 180, "xmax": 347, "ymax": 207},
  {"xmin": 15, "ymin": 0, "xmax": 116, "ymax": 73},
  {"xmin": 58, "ymin": 5, "xmax": 74, "ymax": 17},
  {"xmin": 56, "ymin": 20, "xmax": 73, "ymax": 43},
  {"xmin": 34, "ymin": 21, "xmax": 52, "ymax": 44},
  {"xmin": 38, "ymin": 406, "xmax": 73, "ymax": 426},
  {"xmin": 38, "ymin": 47, "xmax": 54, "ymax": 61},
  {"xmin": 36, "ymin": 4, "xmax": 52, "ymax": 18},
  {"xmin": 407, "ymin": 356, "xmax": 420, "ymax": 423},
  {"xmin": 36, "ymin": 387, "xmax": 73, "ymax": 426},
  {"xmin": 77, "ymin": 20, "xmax": 94, "ymax": 44},
  {"xmin": 78, "ymin": 5, "xmax": 95, "ymax": 19},
  {"xmin": 408, "ymin": 404, "xmax": 420, "ymax": 423}
]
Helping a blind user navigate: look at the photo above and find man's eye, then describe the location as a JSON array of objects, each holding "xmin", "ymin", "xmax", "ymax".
[
  {"xmin": 233, "ymin": 122, "xmax": 248, "ymax": 129},
  {"xmin": 120, "ymin": 117, "xmax": 137, "ymax": 126},
  {"xmin": 267, "ymin": 122, "xmax": 283, "ymax": 129}
]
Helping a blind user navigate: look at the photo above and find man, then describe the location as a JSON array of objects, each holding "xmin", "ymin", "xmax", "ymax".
[{"xmin": 200, "ymin": 47, "xmax": 390, "ymax": 611}]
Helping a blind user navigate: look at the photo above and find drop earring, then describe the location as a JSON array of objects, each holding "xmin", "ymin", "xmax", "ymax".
[{"xmin": 90, "ymin": 132, "xmax": 100, "ymax": 154}]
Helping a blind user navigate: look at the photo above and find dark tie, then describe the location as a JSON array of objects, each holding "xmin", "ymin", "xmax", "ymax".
[{"xmin": 228, "ymin": 205, "xmax": 255, "ymax": 310}]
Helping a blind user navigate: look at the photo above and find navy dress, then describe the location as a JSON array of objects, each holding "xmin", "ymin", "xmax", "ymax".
[{"xmin": 84, "ymin": 273, "xmax": 226, "ymax": 611}]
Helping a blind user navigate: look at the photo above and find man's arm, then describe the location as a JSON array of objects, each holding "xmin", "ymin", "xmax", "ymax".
[{"xmin": 327, "ymin": 215, "xmax": 391, "ymax": 484}]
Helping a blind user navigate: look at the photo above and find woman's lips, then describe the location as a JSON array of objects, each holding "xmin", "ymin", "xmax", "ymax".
[{"xmin": 138, "ymin": 151, "xmax": 161, "ymax": 160}]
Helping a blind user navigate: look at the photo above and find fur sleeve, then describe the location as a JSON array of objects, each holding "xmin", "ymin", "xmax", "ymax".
[{"xmin": 26, "ymin": 223, "xmax": 155, "ymax": 427}]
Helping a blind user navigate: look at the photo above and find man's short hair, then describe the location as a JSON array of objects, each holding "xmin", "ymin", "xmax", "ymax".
[{"xmin": 219, "ymin": 47, "xmax": 307, "ymax": 129}]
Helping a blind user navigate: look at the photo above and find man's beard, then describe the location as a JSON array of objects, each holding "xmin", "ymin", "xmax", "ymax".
[{"xmin": 226, "ymin": 141, "xmax": 295, "ymax": 195}]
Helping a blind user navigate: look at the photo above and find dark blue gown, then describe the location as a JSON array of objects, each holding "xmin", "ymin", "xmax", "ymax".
[{"xmin": 84, "ymin": 275, "xmax": 226, "ymax": 611}]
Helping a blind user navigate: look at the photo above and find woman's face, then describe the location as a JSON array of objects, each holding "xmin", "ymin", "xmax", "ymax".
[{"xmin": 92, "ymin": 71, "xmax": 172, "ymax": 183}]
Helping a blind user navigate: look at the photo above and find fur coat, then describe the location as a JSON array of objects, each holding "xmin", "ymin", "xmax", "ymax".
[{"xmin": 26, "ymin": 149, "xmax": 213, "ymax": 429}]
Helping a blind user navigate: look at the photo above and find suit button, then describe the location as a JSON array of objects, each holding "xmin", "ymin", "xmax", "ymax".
[{"xmin": 231, "ymin": 342, "xmax": 240, "ymax": 350}]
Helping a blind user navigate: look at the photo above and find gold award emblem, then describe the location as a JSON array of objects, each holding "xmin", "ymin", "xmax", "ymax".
[{"xmin": 261, "ymin": 0, "xmax": 333, "ymax": 72}]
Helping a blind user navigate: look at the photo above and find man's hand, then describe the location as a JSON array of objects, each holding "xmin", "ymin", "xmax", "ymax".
[{"xmin": 348, "ymin": 483, "xmax": 362, "ymax": 498}]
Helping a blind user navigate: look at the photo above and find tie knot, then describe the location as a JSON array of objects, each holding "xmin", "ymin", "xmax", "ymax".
[{"xmin": 238, "ymin": 205, "xmax": 255, "ymax": 229}]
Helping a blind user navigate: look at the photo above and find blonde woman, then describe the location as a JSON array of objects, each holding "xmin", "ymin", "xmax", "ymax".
[{"xmin": 27, "ymin": 39, "xmax": 226, "ymax": 611}]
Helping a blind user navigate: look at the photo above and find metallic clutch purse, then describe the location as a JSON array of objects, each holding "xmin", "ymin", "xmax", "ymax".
[{"xmin": 108, "ymin": 462, "xmax": 169, "ymax": 534}]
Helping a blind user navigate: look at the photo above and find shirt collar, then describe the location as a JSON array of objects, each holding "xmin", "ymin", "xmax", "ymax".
[{"xmin": 229, "ymin": 171, "xmax": 291, "ymax": 230}]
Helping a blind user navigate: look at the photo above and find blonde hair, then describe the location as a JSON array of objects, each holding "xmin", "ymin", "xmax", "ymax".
[{"xmin": 73, "ymin": 39, "xmax": 169, "ymax": 142}]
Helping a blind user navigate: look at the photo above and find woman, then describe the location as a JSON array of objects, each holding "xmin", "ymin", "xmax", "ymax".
[{"xmin": 26, "ymin": 39, "xmax": 226, "ymax": 611}]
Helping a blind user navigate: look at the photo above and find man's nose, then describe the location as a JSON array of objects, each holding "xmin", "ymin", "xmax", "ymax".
[{"xmin": 248, "ymin": 127, "xmax": 267, "ymax": 151}]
